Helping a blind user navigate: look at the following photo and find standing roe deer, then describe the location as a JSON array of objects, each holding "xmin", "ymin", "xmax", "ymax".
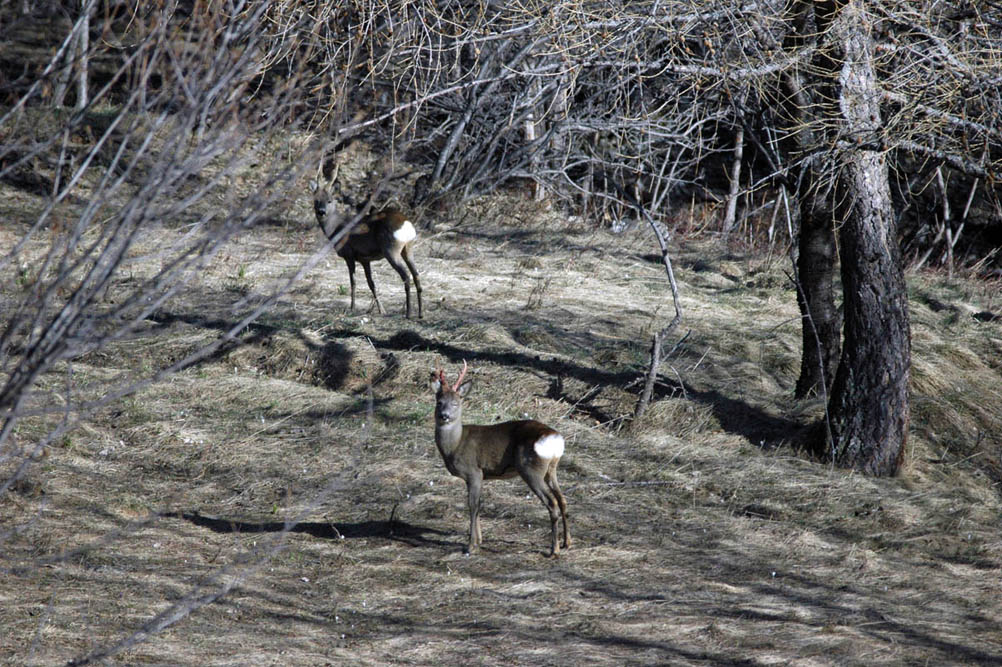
[
  {"xmin": 431, "ymin": 362, "xmax": 571, "ymax": 557},
  {"xmin": 310, "ymin": 176, "xmax": 423, "ymax": 319}
]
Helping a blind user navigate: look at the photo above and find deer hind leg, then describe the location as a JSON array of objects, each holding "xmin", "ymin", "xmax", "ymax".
[
  {"xmin": 545, "ymin": 462, "xmax": 571, "ymax": 549},
  {"xmin": 401, "ymin": 244, "xmax": 423, "ymax": 318},
  {"xmin": 360, "ymin": 260, "xmax": 384, "ymax": 314},
  {"xmin": 385, "ymin": 250, "xmax": 414, "ymax": 319},
  {"xmin": 466, "ymin": 473, "xmax": 483, "ymax": 553},
  {"xmin": 521, "ymin": 466, "xmax": 562, "ymax": 558}
]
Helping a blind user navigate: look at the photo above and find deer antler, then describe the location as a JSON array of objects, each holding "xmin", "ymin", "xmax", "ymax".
[
  {"xmin": 329, "ymin": 163, "xmax": 340, "ymax": 190},
  {"xmin": 452, "ymin": 360, "xmax": 468, "ymax": 391}
]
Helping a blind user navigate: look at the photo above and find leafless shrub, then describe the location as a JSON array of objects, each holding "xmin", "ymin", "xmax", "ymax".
[{"xmin": 0, "ymin": 2, "xmax": 365, "ymax": 660}]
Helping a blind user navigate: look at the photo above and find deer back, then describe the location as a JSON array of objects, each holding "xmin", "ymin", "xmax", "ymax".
[
  {"xmin": 463, "ymin": 420, "xmax": 561, "ymax": 479},
  {"xmin": 339, "ymin": 208, "xmax": 414, "ymax": 261},
  {"xmin": 312, "ymin": 181, "xmax": 415, "ymax": 258}
]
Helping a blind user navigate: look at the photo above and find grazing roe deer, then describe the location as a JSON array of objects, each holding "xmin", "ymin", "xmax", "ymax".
[
  {"xmin": 309, "ymin": 176, "xmax": 423, "ymax": 319},
  {"xmin": 431, "ymin": 362, "xmax": 571, "ymax": 557}
]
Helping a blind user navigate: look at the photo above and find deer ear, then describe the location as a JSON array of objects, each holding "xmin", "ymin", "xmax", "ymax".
[
  {"xmin": 430, "ymin": 373, "xmax": 443, "ymax": 393},
  {"xmin": 456, "ymin": 379, "xmax": 473, "ymax": 398},
  {"xmin": 309, "ymin": 179, "xmax": 319, "ymax": 193}
]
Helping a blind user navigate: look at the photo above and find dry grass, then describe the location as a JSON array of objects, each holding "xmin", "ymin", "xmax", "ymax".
[{"xmin": 2, "ymin": 167, "xmax": 1002, "ymax": 665}]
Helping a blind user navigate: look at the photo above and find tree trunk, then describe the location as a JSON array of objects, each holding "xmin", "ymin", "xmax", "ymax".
[
  {"xmin": 75, "ymin": 0, "xmax": 90, "ymax": 111},
  {"xmin": 779, "ymin": 0, "xmax": 842, "ymax": 399},
  {"xmin": 818, "ymin": 1, "xmax": 911, "ymax": 475},
  {"xmin": 794, "ymin": 188, "xmax": 841, "ymax": 399},
  {"xmin": 722, "ymin": 119, "xmax": 745, "ymax": 239}
]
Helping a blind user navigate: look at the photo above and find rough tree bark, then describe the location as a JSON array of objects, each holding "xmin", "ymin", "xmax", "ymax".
[
  {"xmin": 794, "ymin": 178, "xmax": 841, "ymax": 399},
  {"xmin": 779, "ymin": 0, "xmax": 842, "ymax": 399},
  {"xmin": 816, "ymin": 0, "xmax": 911, "ymax": 475}
]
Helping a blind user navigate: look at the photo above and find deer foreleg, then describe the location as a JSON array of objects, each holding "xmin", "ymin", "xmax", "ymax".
[
  {"xmin": 361, "ymin": 261, "xmax": 384, "ymax": 314},
  {"xmin": 386, "ymin": 253, "xmax": 413, "ymax": 319},
  {"xmin": 344, "ymin": 258, "xmax": 357, "ymax": 311},
  {"xmin": 466, "ymin": 474, "xmax": 483, "ymax": 553}
]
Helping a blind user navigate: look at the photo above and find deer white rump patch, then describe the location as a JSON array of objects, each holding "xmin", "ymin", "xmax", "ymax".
[
  {"xmin": 394, "ymin": 220, "xmax": 417, "ymax": 243},
  {"xmin": 534, "ymin": 433, "xmax": 564, "ymax": 459}
]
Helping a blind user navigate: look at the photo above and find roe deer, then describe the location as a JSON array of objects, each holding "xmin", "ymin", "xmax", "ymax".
[
  {"xmin": 431, "ymin": 362, "xmax": 571, "ymax": 557},
  {"xmin": 310, "ymin": 177, "xmax": 423, "ymax": 319}
]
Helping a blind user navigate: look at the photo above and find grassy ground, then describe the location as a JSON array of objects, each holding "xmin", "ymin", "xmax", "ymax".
[{"xmin": 2, "ymin": 170, "xmax": 1002, "ymax": 665}]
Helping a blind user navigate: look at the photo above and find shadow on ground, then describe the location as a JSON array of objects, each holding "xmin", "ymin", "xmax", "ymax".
[{"xmin": 174, "ymin": 510, "xmax": 456, "ymax": 549}]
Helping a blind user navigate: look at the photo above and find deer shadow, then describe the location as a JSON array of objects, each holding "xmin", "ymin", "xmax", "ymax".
[{"xmin": 173, "ymin": 510, "xmax": 457, "ymax": 549}]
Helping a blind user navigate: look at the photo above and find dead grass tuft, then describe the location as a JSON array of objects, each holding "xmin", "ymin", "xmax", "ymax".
[{"xmin": 632, "ymin": 396, "xmax": 721, "ymax": 440}]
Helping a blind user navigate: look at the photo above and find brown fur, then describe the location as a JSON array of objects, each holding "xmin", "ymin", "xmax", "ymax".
[
  {"xmin": 310, "ymin": 181, "xmax": 423, "ymax": 318},
  {"xmin": 431, "ymin": 365, "xmax": 570, "ymax": 557}
]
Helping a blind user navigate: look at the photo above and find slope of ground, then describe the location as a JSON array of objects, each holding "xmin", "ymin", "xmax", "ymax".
[{"xmin": 2, "ymin": 180, "xmax": 1001, "ymax": 666}]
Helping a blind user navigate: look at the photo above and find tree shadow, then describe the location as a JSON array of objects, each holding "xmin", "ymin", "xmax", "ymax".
[
  {"xmin": 370, "ymin": 328, "xmax": 803, "ymax": 448},
  {"xmin": 685, "ymin": 386, "xmax": 805, "ymax": 449},
  {"xmin": 546, "ymin": 374, "xmax": 621, "ymax": 427},
  {"xmin": 146, "ymin": 309, "xmax": 281, "ymax": 361},
  {"xmin": 146, "ymin": 309, "xmax": 410, "ymax": 394},
  {"xmin": 146, "ymin": 303, "xmax": 804, "ymax": 449}
]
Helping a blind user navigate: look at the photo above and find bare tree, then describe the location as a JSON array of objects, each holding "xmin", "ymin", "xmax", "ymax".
[
  {"xmin": 50, "ymin": 0, "xmax": 92, "ymax": 109},
  {"xmin": 0, "ymin": 2, "xmax": 373, "ymax": 660},
  {"xmin": 768, "ymin": 0, "xmax": 1000, "ymax": 411},
  {"xmin": 806, "ymin": 0, "xmax": 911, "ymax": 475},
  {"xmin": 765, "ymin": 0, "xmax": 1001, "ymax": 472},
  {"xmin": 265, "ymin": 2, "xmax": 767, "ymax": 220},
  {"xmin": 768, "ymin": 0, "xmax": 843, "ymax": 400}
]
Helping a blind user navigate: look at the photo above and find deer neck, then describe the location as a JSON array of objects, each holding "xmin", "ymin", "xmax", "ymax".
[
  {"xmin": 435, "ymin": 417, "xmax": 466, "ymax": 457},
  {"xmin": 319, "ymin": 209, "xmax": 348, "ymax": 238}
]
